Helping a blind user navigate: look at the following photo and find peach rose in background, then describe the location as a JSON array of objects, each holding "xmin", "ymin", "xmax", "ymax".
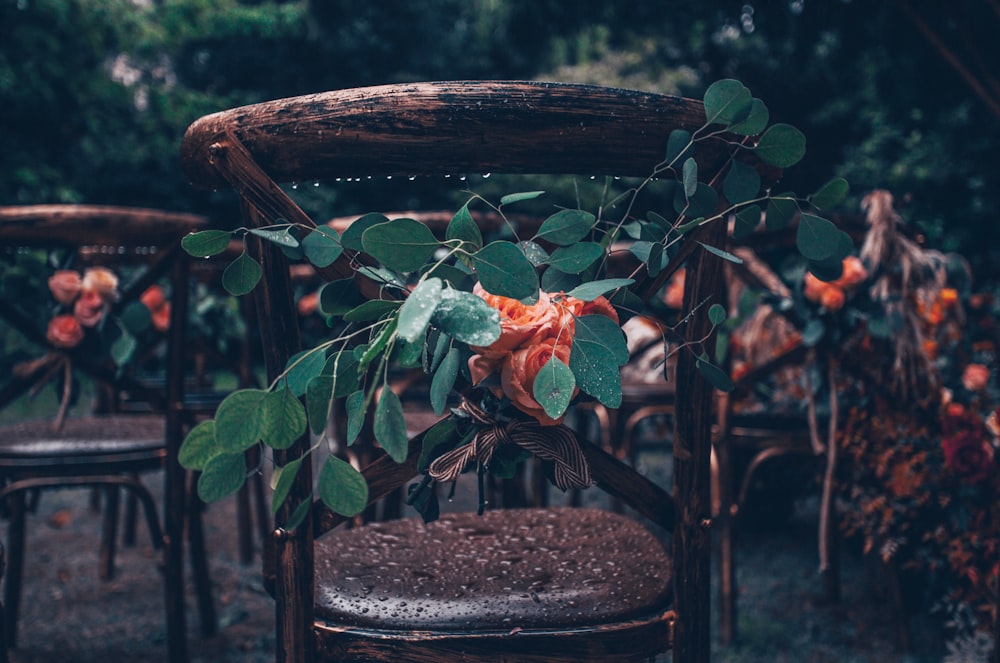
[
  {"xmin": 500, "ymin": 336, "xmax": 576, "ymax": 426},
  {"xmin": 73, "ymin": 289, "xmax": 106, "ymax": 327},
  {"xmin": 961, "ymin": 363, "xmax": 990, "ymax": 392},
  {"xmin": 832, "ymin": 255, "xmax": 868, "ymax": 290},
  {"xmin": 663, "ymin": 268, "xmax": 686, "ymax": 309},
  {"xmin": 297, "ymin": 291, "xmax": 319, "ymax": 316},
  {"xmin": 819, "ymin": 286, "xmax": 846, "ymax": 312},
  {"xmin": 141, "ymin": 286, "xmax": 171, "ymax": 332},
  {"xmin": 48, "ymin": 270, "xmax": 82, "ymax": 305},
  {"xmin": 803, "ymin": 255, "xmax": 868, "ymax": 311},
  {"xmin": 81, "ymin": 267, "xmax": 119, "ymax": 303},
  {"xmin": 46, "ymin": 314, "xmax": 84, "ymax": 349},
  {"xmin": 151, "ymin": 303, "xmax": 171, "ymax": 332},
  {"xmin": 942, "ymin": 430, "xmax": 995, "ymax": 484}
]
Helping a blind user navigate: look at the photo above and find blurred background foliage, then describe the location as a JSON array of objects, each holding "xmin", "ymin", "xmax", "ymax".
[{"xmin": 2, "ymin": 0, "xmax": 998, "ymax": 274}]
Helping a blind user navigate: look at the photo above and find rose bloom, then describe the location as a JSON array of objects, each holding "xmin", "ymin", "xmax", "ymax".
[
  {"xmin": 500, "ymin": 336, "xmax": 576, "ymax": 426},
  {"xmin": 74, "ymin": 289, "xmax": 106, "ymax": 327},
  {"xmin": 923, "ymin": 338, "xmax": 940, "ymax": 360},
  {"xmin": 939, "ymin": 288, "xmax": 959, "ymax": 309},
  {"xmin": 140, "ymin": 285, "xmax": 167, "ymax": 312},
  {"xmin": 942, "ymin": 430, "xmax": 995, "ymax": 484},
  {"xmin": 297, "ymin": 291, "xmax": 319, "ymax": 316},
  {"xmin": 46, "ymin": 314, "xmax": 85, "ymax": 349},
  {"xmin": 803, "ymin": 272, "xmax": 828, "ymax": 303},
  {"xmin": 961, "ymin": 363, "xmax": 990, "ymax": 392},
  {"xmin": 832, "ymin": 255, "xmax": 868, "ymax": 290},
  {"xmin": 819, "ymin": 285, "xmax": 846, "ymax": 312},
  {"xmin": 48, "ymin": 270, "xmax": 82, "ymax": 305},
  {"xmin": 663, "ymin": 269, "xmax": 686, "ymax": 309},
  {"xmin": 151, "ymin": 303, "xmax": 171, "ymax": 332},
  {"xmin": 81, "ymin": 267, "xmax": 119, "ymax": 303}
]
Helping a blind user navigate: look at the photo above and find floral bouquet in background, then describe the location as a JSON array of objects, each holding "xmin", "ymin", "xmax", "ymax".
[{"xmin": 175, "ymin": 78, "xmax": 854, "ymax": 528}]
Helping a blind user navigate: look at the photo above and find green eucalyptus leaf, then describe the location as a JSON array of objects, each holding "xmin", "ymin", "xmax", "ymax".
[
  {"xmin": 754, "ymin": 124, "xmax": 806, "ymax": 168},
  {"xmin": 422, "ymin": 262, "xmax": 473, "ymax": 289},
  {"xmin": 533, "ymin": 355, "xmax": 575, "ymax": 420},
  {"xmin": 119, "ymin": 301, "xmax": 151, "ymax": 334},
  {"xmin": 318, "ymin": 278, "xmax": 362, "ymax": 316},
  {"xmin": 647, "ymin": 211, "xmax": 674, "ymax": 230},
  {"xmin": 734, "ymin": 205, "xmax": 762, "ymax": 241},
  {"xmin": 305, "ymin": 376, "xmax": 333, "ymax": 435},
  {"xmin": 708, "ymin": 303, "xmax": 727, "ymax": 326},
  {"xmin": 362, "ymin": 218, "xmax": 439, "ymax": 273},
  {"xmin": 697, "ymin": 242, "xmax": 744, "ymax": 264},
  {"xmin": 695, "ymin": 357, "xmax": 735, "ymax": 392},
  {"xmin": 445, "ymin": 204, "xmax": 483, "ymax": 253},
  {"xmin": 418, "ymin": 417, "xmax": 461, "ymax": 473},
  {"xmin": 302, "ymin": 226, "xmax": 343, "ymax": 267},
  {"xmin": 499, "ymin": 191, "xmax": 545, "ymax": 206},
  {"xmin": 374, "ymin": 387, "xmax": 408, "ymax": 463},
  {"xmin": 357, "ymin": 318, "xmax": 396, "ymax": 373},
  {"xmin": 249, "ymin": 227, "xmax": 299, "ymax": 248},
  {"xmin": 796, "ymin": 213, "xmax": 841, "ymax": 262},
  {"xmin": 262, "ymin": 387, "xmax": 307, "ymax": 450},
  {"xmin": 728, "ymin": 98, "xmax": 770, "ymax": 136},
  {"xmin": 396, "ymin": 277, "xmax": 443, "ymax": 343},
  {"xmin": 341, "ymin": 213, "xmax": 388, "ymax": 252},
  {"xmin": 182, "ymin": 229, "xmax": 232, "ymax": 257},
  {"xmin": 518, "ymin": 240, "xmax": 549, "ymax": 266},
  {"xmin": 430, "ymin": 347, "xmax": 460, "ymax": 416},
  {"xmin": 682, "ymin": 158, "xmax": 698, "ymax": 198},
  {"xmin": 674, "ymin": 182, "xmax": 719, "ymax": 218},
  {"xmin": 534, "ymin": 209, "xmax": 596, "ymax": 246},
  {"xmin": 215, "ymin": 389, "xmax": 268, "ymax": 453},
  {"xmin": 808, "ymin": 256, "xmax": 845, "ymax": 282},
  {"xmin": 318, "ymin": 455, "xmax": 369, "ymax": 517},
  {"xmin": 283, "ymin": 348, "xmax": 327, "ymax": 397},
  {"xmin": 545, "ymin": 242, "xmax": 604, "ymax": 274},
  {"xmin": 801, "ymin": 318, "xmax": 826, "ymax": 346},
  {"xmin": 344, "ymin": 390, "xmax": 365, "ymax": 446},
  {"xmin": 343, "ymin": 300, "xmax": 402, "ymax": 323},
  {"xmin": 566, "ymin": 278, "xmax": 634, "ymax": 301},
  {"xmin": 703, "ymin": 79, "xmax": 753, "ymax": 126},
  {"xmin": 197, "ymin": 452, "xmax": 247, "ymax": 503},
  {"xmin": 472, "ymin": 241, "xmax": 539, "ymax": 301},
  {"xmin": 569, "ymin": 314, "xmax": 628, "ymax": 408},
  {"xmin": 110, "ymin": 332, "xmax": 136, "ymax": 367},
  {"xmin": 178, "ymin": 420, "xmax": 219, "ymax": 471},
  {"xmin": 395, "ymin": 339, "xmax": 423, "ymax": 368},
  {"xmin": 541, "ymin": 267, "xmax": 580, "ymax": 293},
  {"xmin": 809, "ymin": 177, "xmax": 850, "ymax": 211},
  {"xmin": 270, "ymin": 457, "xmax": 303, "ymax": 515},
  {"xmin": 431, "ymin": 289, "xmax": 501, "ymax": 346},
  {"xmin": 222, "ymin": 252, "xmax": 262, "ymax": 296},
  {"xmin": 723, "ymin": 160, "xmax": 761, "ymax": 205},
  {"xmin": 665, "ymin": 129, "xmax": 694, "ymax": 166},
  {"xmin": 765, "ymin": 195, "xmax": 798, "ymax": 231},
  {"xmin": 646, "ymin": 242, "xmax": 664, "ymax": 277},
  {"xmin": 283, "ymin": 499, "xmax": 312, "ymax": 531}
]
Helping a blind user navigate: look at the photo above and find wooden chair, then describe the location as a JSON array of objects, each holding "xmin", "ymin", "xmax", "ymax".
[
  {"xmin": 180, "ymin": 80, "xmax": 746, "ymax": 663},
  {"xmin": 0, "ymin": 205, "xmax": 217, "ymax": 662}
]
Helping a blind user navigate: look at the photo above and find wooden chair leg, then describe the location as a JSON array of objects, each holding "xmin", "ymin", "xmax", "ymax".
[
  {"xmin": 123, "ymin": 475, "xmax": 139, "ymax": 547},
  {"xmin": 3, "ymin": 492, "xmax": 25, "ymax": 650},
  {"xmin": 715, "ymin": 440, "xmax": 737, "ymax": 644},
  {"xmin": 236, "ymin": 481, "xmax": 254, "ymax": 565},
  {"xmin": 187, "ymin": 478, "xmax": 218, "ymax": 638},
  {"xmin": 99, "ymin": 486, "xmax": 120, "ymax": 580}
]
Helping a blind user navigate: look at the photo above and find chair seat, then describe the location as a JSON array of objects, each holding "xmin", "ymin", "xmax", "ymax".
[
  {"xmin": 0, "ymin": 415, "xmax": 166, "ymax": 467},
  {"xmin": 314, "ymin": 507, "xmax": 671, "ymax": 631}
]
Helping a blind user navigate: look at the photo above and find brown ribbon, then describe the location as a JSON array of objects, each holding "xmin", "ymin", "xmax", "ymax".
[{"xmin": 428, "ymin": 401, "xmax": 593, "ymax": 491}]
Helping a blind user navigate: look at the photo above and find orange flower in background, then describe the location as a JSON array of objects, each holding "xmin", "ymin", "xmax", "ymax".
[
  {"xmin": 141, "ymin": 285, "xmax": 171, "ymax": 332},
  {"xmin": 297, "ymin": 291, "xmax": 319, "ymax": 316},
  {"xmin": 81, "ymin": 267, "xmax": 119, "ymax": 303},
  {"xmin": 942, "ymin": 430, "xmax": 995, "ymax": 484},
  {"xmin": 46, "ymin": 314, "xmax": 84, "ymax": 349},
  {"xmin": 73, "ymin": 289, "xmax": 106, "ymax": 327},
  {"xmin": 663, "ymin": 268, "xmax": 686, "ymax": 309},
  {"xmin": 923, "ymin": 339, "xmax": 940, "ymax": 360},
  {"xmin": 48, "ymin": 270, "xmax": 82, "ymax": 305},
  {"xmin": 820, "ymin": 286, "xmax": 846, "ymax": 312},
  {"xmin": 803, "ymin": 256, "xmax": 867, "ymax": 312},
  {"xmin": 939, "ymin": 288, "xmax": 959, "ymax": 309},
  {"xmin": 961, "ymin": 364, "xmax": 990, "ymax": 392},
  {"xmin": 151, "ymin": 303, "xmax": 171, "ymax": 332},
  {"xmin": 832, "ymin": 255, "xmax": 868, "ymax": 290}
]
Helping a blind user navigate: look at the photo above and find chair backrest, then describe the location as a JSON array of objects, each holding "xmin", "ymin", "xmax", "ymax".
[{"xmin": 180, "ymin": 80, "xmax": 747, "ymax": 663}]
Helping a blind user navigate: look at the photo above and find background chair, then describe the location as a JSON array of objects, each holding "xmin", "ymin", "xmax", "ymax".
[
  {"xmin": 0, "ymin": 204, "xmax": 217, "ymax": 662},
  {"xmin": 181, "ymin": 80, "xmax": 756, "ymax": 662}
]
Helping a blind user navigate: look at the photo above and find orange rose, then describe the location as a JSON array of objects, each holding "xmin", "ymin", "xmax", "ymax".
[
  {"xmin": 575, "ymin": 295, "xmax": 619, "ymax": 325},
  {"xmin": 832, "ymin": 255, "xmax": 868, "ymax": 290},
  {"xmin": 151, "ymin": 302, "xmax": 171, "ymax": 332},
  {"xmin": 961, "ymin": 363, "xmax": 990, "ymax": 392},
  {"xmin": 819, "ymin": 286, "xmax": 846, "ymax": 312},
  {"xmin": 140, "ymin": 285, "xmax": 167, "ymax": 312},
  {"xmin": 923, "ymin": 339, "xmax": 940, "ymax": 360},
  {"xmin": 939, "ymin": 288, "xmax": 959, "ymax": 309},
  {"xmin": 297, "ymin": 291, "xmax": 319, "ymax": 316},
  {"xmin": 81, "ymin": 267, "xmax": 119, "ymax": 303},
  {"xmin": 663, "ymin": 269, "xmax": 686, "ymax": 309},
  {"xmin": 470, "ymin": 285, "xmax": 566, "ymax": 358},
  {"xmin": 74, "ymin": 289, "xmax": 106, "ymax": 327},
  {"xmin": 500, "ymin": 336, "xmax": 576, "ymax": 426},
  {"xmin": 803, "ymin": 272, "xmax": 828, "ymax": 303},
  {"xmin": 48, "ymin": 270, "xmax": 82, "ymax": 305},
  {"xmin": 46, "ymin": 314, "xmax": 84, "ymax": 349}
]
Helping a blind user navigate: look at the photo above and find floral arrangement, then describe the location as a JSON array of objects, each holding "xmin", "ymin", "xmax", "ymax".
[{"xmin": 175, "ymin": 79, "xmax": 853, "ymax": 529}]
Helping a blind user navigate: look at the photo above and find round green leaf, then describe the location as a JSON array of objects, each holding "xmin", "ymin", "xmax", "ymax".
[
  {"xmin": 344, "ymin": 390, "xmax": 366, "ymax": 446},
  {"xmin": 110, "ymin": 332, "xmax": 136, "ymax": 367},
  {"xmin": 682, "ymin": 157, "xmax": 698, "ymax": 198},
  {"xmin": 734, "ymin": 205, "xmax": 762, "ymax": 241},
  {"xmin": 809, "ymin": 177, "xmax": 850, "ymax": 211},
  {"xmin": 306, "ymin": 376, "xmax": 334, "ymax": 435},
  {"xmin": 430, "ymin": 347, "xmax": 460, "ymax": 416},
  {"xmin": 397, "ymin": 277, "xmax": 443, "ymax": 343},
  {"xmin": 374, "ymin": 387, "xmax": 408, "ymax": 463},
  {"xmin": 472, "ymin": 241, "xmax": 539, "ymax": 301},
  {"xmin": 674, "ymin": 182, "xmax": 719, "ymax": 218},
  {"xmin": 703, "ymin": 79, "xmax": 753, "ymax": 126},
  {"xmin": 518, "ymin": 240, "xmax": 549, "ymax": 266},
  {"xmin": 319, "ymin": 278, "xmax": 363, "ymax": 316},
  {"xmin": 362, "ymin": 218, "xmax": 439, "ymax": 273},
  {"xmin": 271, "ymin": 457, "xmax": 303, "ymax": 515},
  {"xmin": 534, "ymin": 209, "xmax": 596, "ymax": 246},
  {"xmin": 796, "ymin": 213, "xmax": 841, "ymax": 262},
  {"xmin": 499, "ymin": 191, "xmax": 545, "ymax": 206},
  {"xmin": 181, "ymin": 229, "xmax": 232, "ymax": 258},
  {"xmin": 765, "ymin": 195, "xmax": 798, "ymax": 231},
  {"xmin": 754, "ymin": 124, "xmax": 806, "ymax": 168},
  {"xmin": 283, "ymin": 348, "xmax": 329, "ymax": 398},
  {"xmin": 431, "ymin": 289, "xmax": 501, "ymax": 346},
  {"xmin": 696, "ymin": 357, "xmax": 735, "ymax": 393},
  {"xmin": 302, "ymin": 226, "xmax": 343, "ymax": 267},
  {"xmin": 119, "ymin": 301, "xmax": 152, "ymax": 334},
  {"xmin": 569, "ymin": 315, "xmax": 628, "ymax": 408},
  {"xmin": 708, "ymin": 303, "xmax": 727, "ymax": 326},
  {"xmin": 197, "ymin": 452, "xmax": 247, "ymax": 503},
  {"xmin": 445, "ymin": 204, "xmax": 483, "ymax": 253},
  {"xmin": 665, "ymin": 129, "xmax": 694, "ymax": 166},
  {"xmin": 318, "ymin": 455, "xmax": 369, "ymax": 517},
  {"xmin": 222, "ymin": 252, "xmax": 262, "ymax": 296},
  {"xmin": 178, "ymin": 420, "xmax": 219, "ymax": 471},
  {"xmin": 723, "ymin": 160, "xmax": 762, "ymax": 205},
  {"xmin": 214, "ymin": 389, "xmax": 267, "ymax": 453},
  {"xmin": 728, "ymin": 98, "xmax": 769, "ymax": 136},
  {"xmin": 545, "ymin": 242, "xmax": 605, "ymax": 274},
  {"xmin": 342, "ymin": 300, "xmax": 401, "ymax": 323},
  {"xmin": 533, "ymin": 355, "xmax": 576, "ymax": 421},
  {"xmin": 262, "ymin": 386, "xmax": 307, "ymax": 450},
  {"xmin": 565, "ymin": 278, "xmax": 634, "ymax": 302},
  {"xmin": 249, "ymin": 227, "xmax": 299, "ymax": 248},
  {"xmin": 341, "ymin": 213, "xmax": 388, "ymax": 252}
]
